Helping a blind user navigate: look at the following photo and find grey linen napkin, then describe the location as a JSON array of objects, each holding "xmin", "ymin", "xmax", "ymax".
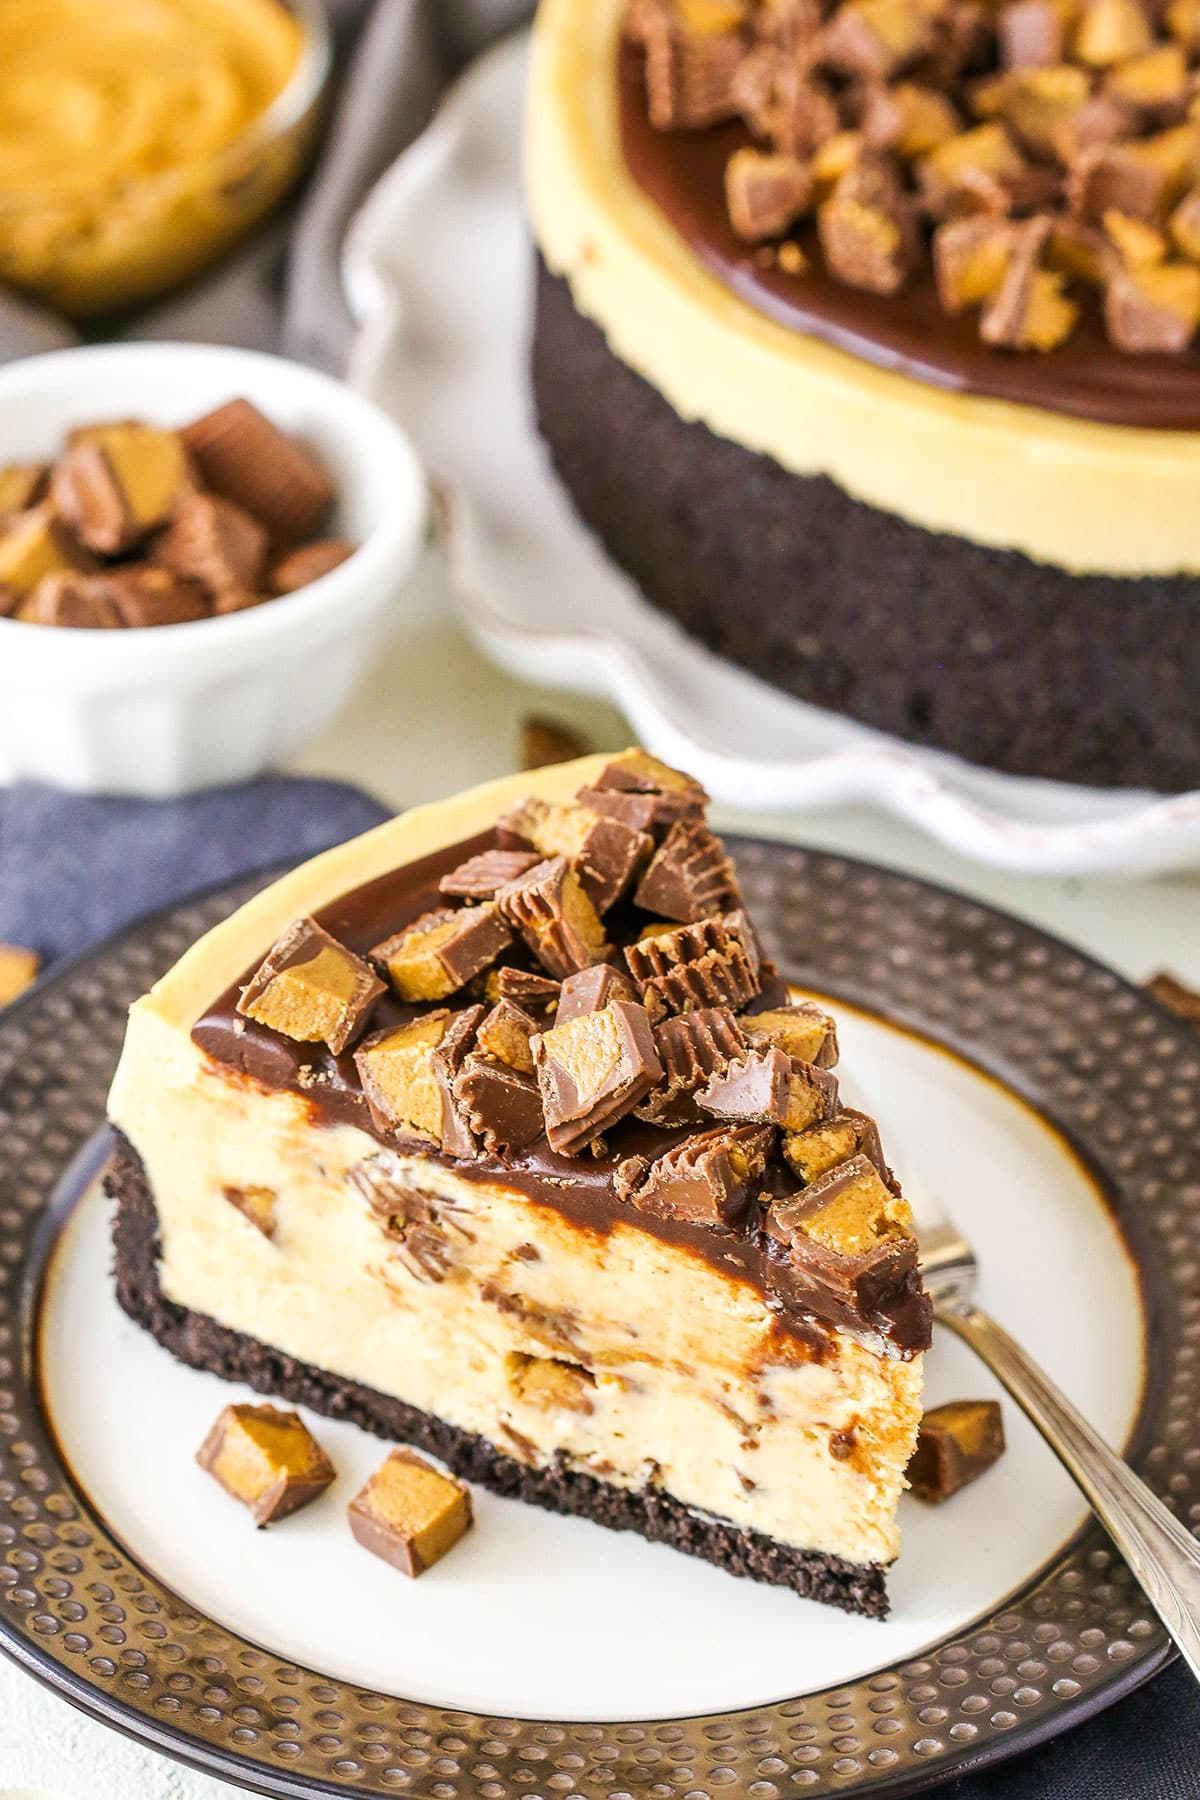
[{"xmin": 0, "ymin": 0, "xmax": 534, "ymax": 373}]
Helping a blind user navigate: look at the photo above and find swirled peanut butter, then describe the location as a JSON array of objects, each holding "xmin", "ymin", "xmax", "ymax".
[{"xmin": 0, "ymin": 0, "xmax": 311, "ymax": 314}]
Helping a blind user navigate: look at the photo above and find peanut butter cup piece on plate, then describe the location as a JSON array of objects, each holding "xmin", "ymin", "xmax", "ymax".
[
  {"xmin": 348, "ymin": 1449, "xmax": 473, "ymax": 1576},
  {"xmin": 908, "ymin": 1399, "xmax": 1006, "ymax": 1501},
  {"xmin": 197, "ymin": 1404, "xmax": 335, "ymax": 1527}
]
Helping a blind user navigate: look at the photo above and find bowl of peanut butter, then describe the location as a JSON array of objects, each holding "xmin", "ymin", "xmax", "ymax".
[{"xmin": 0, "ymin": 0, "xmax": 330, "ymax": 316}]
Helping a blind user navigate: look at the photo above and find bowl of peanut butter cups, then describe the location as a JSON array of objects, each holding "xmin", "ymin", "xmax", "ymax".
[{"xmin": 0, "ymin": 342, "xmax": 427, "ymax": 795}]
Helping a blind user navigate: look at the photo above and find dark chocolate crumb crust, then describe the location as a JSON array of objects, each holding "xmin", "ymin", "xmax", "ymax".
[
  {"xmin": 532, "ymin": 256, "xmax": 1200, "ymax": 794},
  {"xmin": 106, "ymin": 1130, "xmax": 888, "ymax": 1619}
]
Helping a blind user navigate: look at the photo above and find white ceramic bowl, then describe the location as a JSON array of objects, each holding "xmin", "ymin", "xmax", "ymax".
[{"xmin": 0, "ymin": 343, "xmax": 426, "ymax": 796}]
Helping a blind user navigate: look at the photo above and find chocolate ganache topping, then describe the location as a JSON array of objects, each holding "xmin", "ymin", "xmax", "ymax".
[
  {"xmin": 193, "ymin": 754, "xmax": 932, "ymax": 1359},
  {"xmin": 619, "ymin": 2, "xmax": 1200, "ymax": 428}
]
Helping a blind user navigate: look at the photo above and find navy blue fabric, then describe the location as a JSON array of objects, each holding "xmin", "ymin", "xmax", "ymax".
[
  {"xmin": 0, "ymin": 777, "xmax": 389, "ymax": 964},
  {"xmin": 0, "ymin": 775, "xmax": 1193, "ymax": 1795},
  {"xmin": 943, "ymin": 1659, "xmax": 1195, "ymax": 1797}
]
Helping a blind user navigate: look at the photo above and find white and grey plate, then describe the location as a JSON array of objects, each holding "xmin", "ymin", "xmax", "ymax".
[
  {"xmin": 341, "ymin": 36, "xmax": 1200, "ymax": 877},
  {"xmin": 0, "ymin": 841, "xmax": 1195, "ymax": 1795}
]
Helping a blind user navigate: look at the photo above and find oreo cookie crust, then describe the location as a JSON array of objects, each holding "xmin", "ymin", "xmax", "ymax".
[
  {"xmin": 531, "ymin": 257, "xmax": 1200, "ymax": 794},
  {"xmin": 106, "ymin": 1130, "xmax": 888, "ymax": 1619}
]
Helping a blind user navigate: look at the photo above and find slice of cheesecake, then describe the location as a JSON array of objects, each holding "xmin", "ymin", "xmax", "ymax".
[{"xmin": 107, "ymin": 752, "xmax": 930, "ymax": 1617}]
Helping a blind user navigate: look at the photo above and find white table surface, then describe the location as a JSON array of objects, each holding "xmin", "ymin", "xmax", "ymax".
[{"xmin": 3, "ymin": 547, "xmax": 1198, "ymax": 1799}]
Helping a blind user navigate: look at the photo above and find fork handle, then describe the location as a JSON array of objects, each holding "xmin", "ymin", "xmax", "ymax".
[{"xmin": 937, "ymin": 1299, "xmax": 1200, "ymax": 1683}]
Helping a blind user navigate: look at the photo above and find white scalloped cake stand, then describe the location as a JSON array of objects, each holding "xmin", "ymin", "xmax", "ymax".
[{"xmin": 340, "ymin": 35, "xmax": 1200, "ymax": 877}]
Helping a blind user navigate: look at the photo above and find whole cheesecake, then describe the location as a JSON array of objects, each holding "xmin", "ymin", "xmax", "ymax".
[
  {"xmin": 107, "ymin": 754, "xmax": 929, "ymax": 1616},
  {"xmin": 526, "ymin": 0, "xmax": 1200, "ymax": 790}
]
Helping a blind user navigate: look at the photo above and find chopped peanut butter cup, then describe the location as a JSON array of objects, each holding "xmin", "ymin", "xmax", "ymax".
[
  {"xmin": 635, "ymin": 1005, "xmax": 747, "ymax": 1122},
  {"xmin": 355, "ymin": 1007, "xmax": 482, "ymax": 1154},
  {"xmin": 153, "ymin": 493, "xmax": 269, "ymax": 598},
  {"xmin": 182, "ymin": 399, "xmax": 335, "ymax": 545},
  {"xmin": 197, "ymin": 1404, "xmax": 335, "ymax": 1527},
  {"xmin": 556, "ymin": 962, "xmax": 639, "ymax": 1025},
  {"xmin": 618, "ymin": 1122, "xmax": 774, "ymax": 1224},
  {"xmin": 908, "ymin": 1399, "xmax": 1006, "ymax": 1501},
  {"xmin": 476, "ymin": 997, "xmax": 540, "ymax": 1071},
  {"xmin": 0, "ymin": 504, "xmax": 93, "ymax": 597},
  {"xmin": 498, "ymin": 795, "xmax": 650, "ymax": 913},
  {"xmin": 698, "ymin": 1045, "xmax": 840, "ymax": 1129},
  {"xmin": 495, "ymin": 855, "xmax": 610, "ymax": 978},
  {"xmin": 575, "ymin": 750, "xmax": 708, "ymax": 835},
  {"xmin": 238, "ymin": 918, "xmax": 383, "ymax": 1054},
  {"xmin": 726, "ymin": 146, "xmax": 813, "ymax": 238},
  {"xmin": 371, "ymin": 905, "xmax": 512, "ymax": 1002},
  {"xmin": 634, "ymin": 819, "xmax": 742, "ymax": 921},
  {"xmin": 534, "ymin": 998, "xmax": 663, "ymax": 1154},
  {"xmin": 439, "ymin": 849, "xmax": 541, "ymax": 900},
  {"xmin": 454, "ymin": 1053, "xmax": 547, "ymax": 1154},
  {"xmin": 488, "ymin": 965, "xmax": 562, "ymax": 1019},
  {"xmin": 625, "ymin": 915, "xmax": 761, "ymax": 1017},
  {"xmin": 348, "ymin": 1449, "xmax": 472, "ymax": 1576},
  {"xmin": 51, "ymin": 423, "xmax": 193, "ymax": 555},
  {"xmin": 639, "ymin": 0, "xmax": 747, "ymax": 129},
  {"xmin": 767, "ymin": 1154, "xmax": 925, "ymax": 1342},
  {"xmin": 742, "ymin": 999, "xmax": 839, "ymax": 1067},
  {"xmin": 783, "ymin": 1107, "xmax": 891, "ymax": 1186}
]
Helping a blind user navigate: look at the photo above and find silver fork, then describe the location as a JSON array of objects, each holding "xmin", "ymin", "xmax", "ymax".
[{"xmin": 915, "ymin": 1194, "xmax": 1200, "ymax": 1681}]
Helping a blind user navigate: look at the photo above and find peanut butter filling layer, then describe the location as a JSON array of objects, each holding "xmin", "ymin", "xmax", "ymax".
[{"xmin": 109, "ymin": 1027, "xmax": 920, "ymax": 1566}]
